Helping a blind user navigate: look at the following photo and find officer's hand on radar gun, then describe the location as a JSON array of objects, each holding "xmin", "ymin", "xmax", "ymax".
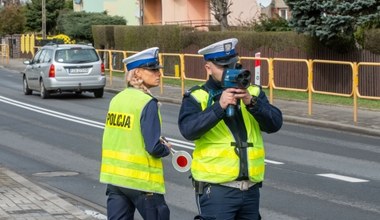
[
  {"xmin": 233, "ymin": 88, "xmax": 251, "ymax": 105},
  {"xmin": 220, "ymin": 88, "xmax": 238, "ymax": 109}
]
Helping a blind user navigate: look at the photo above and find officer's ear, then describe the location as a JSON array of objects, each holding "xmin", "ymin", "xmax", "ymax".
[
  {"xmin": 134, "ymin": 68, "xmax": 143, "ymax": 78},
  {"xmin": 205, "ymin": 62, "xmax": 212, "ymax": 76}
]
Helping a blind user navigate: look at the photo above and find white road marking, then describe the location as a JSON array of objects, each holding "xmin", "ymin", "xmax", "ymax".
[
  {"xmin": 84, "ymin": 210, "xmax": 107, "ymax": 219},
  {"xmin": 317, "ymin": 173, "xmax": 369, "ymax": 183},
  {"xmin": 265, "ymin": 159, "xmax": 285, "ymax": 165},
  {"xmin": 0, "ymin": 95, "xmax": 104, "ymax": 128}
]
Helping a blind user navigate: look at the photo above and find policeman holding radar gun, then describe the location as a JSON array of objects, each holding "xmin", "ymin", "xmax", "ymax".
[{"xmin": 178, "ymin": 38, "xmax": 283, "ymax": 220}]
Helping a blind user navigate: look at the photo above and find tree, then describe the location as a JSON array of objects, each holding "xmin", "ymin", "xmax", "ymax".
[
  {"xmin": 56, "ymin": 11, "xmax": 126, "ymax": 42},
  {"xmin": 24, "ymin": 0, "xmax": 66, "ymax": 34},
  {"xmin": 253, "ymin": 15, "xmax": 291, "ymax": 32},
  {"xmin": 210, "ymin": 0, "xmax": 233, "ymax": 31},
  {"xmin": 0, "ymin": 4, "xmax": 25, "ymax": 36},
  {"xmin": 64, "ymin": 0, "xmax": 73, "ymax": 10},
  {"xmin": 0, "ymin": 0, "xmax": 21, "ymax": 7},
  {"xmin": 285, "ymin": 0, "xmax": 380, "ymax": 49}
]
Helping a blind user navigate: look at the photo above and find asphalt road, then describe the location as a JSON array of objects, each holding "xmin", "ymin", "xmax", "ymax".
[{"xmin": 1, "ymin": 68, "xmax": 380, "ymax": 219}]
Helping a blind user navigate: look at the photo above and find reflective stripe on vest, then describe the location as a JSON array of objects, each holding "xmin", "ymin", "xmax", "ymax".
[
  {"xmin": 190, "ymin": 85, "xmax": 265, "ymax": 183},
  {"xmin": 100, "ymin": 88, "xmax": 165, "ymax": 194}
]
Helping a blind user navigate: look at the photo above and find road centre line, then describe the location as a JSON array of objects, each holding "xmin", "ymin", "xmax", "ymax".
[
  {"xmin": 317, "ymin": 173, "xmax": 369, "ymax": 183},
  {"xmin": 0, "ymin": 95, "xmax": 285, "ymax": 165}
]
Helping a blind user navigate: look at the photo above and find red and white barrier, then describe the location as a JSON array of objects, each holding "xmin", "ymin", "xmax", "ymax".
[{"xmin": 254, "ymin": 52, "xmax": 261, "ymax": 86}]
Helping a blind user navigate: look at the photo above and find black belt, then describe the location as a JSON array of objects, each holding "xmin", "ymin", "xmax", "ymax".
[{"xmin": 231, "ymin": 142, "xmax": 253, "ymax": 148}]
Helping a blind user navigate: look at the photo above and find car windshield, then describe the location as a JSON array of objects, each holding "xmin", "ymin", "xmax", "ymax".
[{"xmin": 55, "ymin": 48, "xmax": 99, "ymax": 63}]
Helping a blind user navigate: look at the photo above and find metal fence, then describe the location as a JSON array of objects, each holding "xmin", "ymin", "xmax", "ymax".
[{"xmin": 96, "ymin": 48, "xmax": 379, "ymax": 123}]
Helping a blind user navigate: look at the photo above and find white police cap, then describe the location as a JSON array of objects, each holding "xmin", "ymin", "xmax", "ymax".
[
  {"xmin": 122, "ymin": 47, "xmax": 163, "ymax": 71},
  {"xmin": 198, "ymin": 38, "xmax": 238, "ymax": 65}
]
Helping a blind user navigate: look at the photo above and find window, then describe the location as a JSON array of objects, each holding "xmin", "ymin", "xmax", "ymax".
[
  {"xmin": 55, "ymin": 50, "xmax": 67, "ymax": 62},
  {"xmin": 33, "ymin": 50, "xmax": 43, "ymax": 64},
  {"xmin": 279, "ymin": 8, "xmax": 288, "ymax": 20},
  {"xmin": 55, "ymin": 48, "xmax": 99, "ymax": 63},
  {"xmin": 38, "ymin": 50, "xmax": 48, "ymax": 63},
  {"xmin": 43, "ymin": 49, "xmax": 53, "ymax": 63}
]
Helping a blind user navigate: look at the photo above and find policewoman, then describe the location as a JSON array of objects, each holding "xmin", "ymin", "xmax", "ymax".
[
  {"xmin": 100, "ymin": 47, "xmax": 171, "ymax": 220},
  {"xmin": 178, "ymin": 38, "xmax": 283, "ymax": 220}
]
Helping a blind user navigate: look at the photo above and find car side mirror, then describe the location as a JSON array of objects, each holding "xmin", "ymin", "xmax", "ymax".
[{"xmin": 23, "ymin": 60, "xmax": 31, "ymax": 65}]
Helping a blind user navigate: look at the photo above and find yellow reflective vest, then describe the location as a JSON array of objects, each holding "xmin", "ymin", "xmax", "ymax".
[
  {"xmin": 190, "ymin": 85, "xmax": 265, "ymax": 183},
  {"xmin": 100, "ymin": 88, "xmax": 165, "ymax": 194}
]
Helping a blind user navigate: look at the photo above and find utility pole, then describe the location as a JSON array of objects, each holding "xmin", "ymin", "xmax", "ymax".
[
  {"xmin": 42, "ymin": 0, "xmax": 46, "ymax": 39},
  {"xmin": 139, "ymin": 0, "xmax": 144, "ymax": 25}
]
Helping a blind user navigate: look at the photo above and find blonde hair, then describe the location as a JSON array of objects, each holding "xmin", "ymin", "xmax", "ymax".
[
  {"xmin": 126, "ymin": 68, "xmax": 153, "ymax": 96},
  {"xmin": 126, "ymin": 68, "xmax": 162, "ymax": 107}
]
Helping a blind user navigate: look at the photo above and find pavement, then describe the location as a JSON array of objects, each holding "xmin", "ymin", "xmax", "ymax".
[{"xmin": 0, "ymin": 58, "xmax": 380, "ymax": 219}]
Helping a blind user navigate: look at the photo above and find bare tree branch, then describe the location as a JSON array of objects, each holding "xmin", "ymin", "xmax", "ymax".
[{"xmin": 210, "ymin": 0, "xmax": 233, "ymax": 31}]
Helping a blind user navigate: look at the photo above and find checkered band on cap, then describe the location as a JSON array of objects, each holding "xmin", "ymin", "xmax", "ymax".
[
  {"xmin": 198, "ymin": 38, "xmax": 238, "ymax": 64},
  {"xmin": 122, "ymin": 47, "xmax": 162, "ymax": 71}
]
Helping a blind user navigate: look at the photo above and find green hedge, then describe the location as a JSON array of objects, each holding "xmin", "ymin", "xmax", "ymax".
[
  {"xmin": 94, "ymin": 25, "xmax": 192, "ymax": 52},
  {"xmin": 180, "ymin": 31, "xmax": 316, "ymax": 53},
  {"xmin": 92, "ymin": 25, "xmax": 380, "ymax": 55}
]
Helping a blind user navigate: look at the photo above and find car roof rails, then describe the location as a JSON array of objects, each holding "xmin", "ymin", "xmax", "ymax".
[
  {"xmin": 44, "ymin": 42, "xmax": 59, "ymax": 47},
  {"xmin": 76, "ymin": 42, "xmax": 93, "ymax": 47}
]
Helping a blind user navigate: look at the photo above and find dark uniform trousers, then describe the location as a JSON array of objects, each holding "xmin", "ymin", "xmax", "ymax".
[
  {"xmin": 194, "ymin": 183, "xmax": 261, "ymax": 220},
  {"xmin": 106, "ymin": 185, "xmax": 170, "ymax": 220}
]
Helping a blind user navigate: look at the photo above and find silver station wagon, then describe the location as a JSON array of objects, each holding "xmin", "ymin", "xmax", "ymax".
[{"xmin": 22, "ymin": 43, "xmax": 106, "ymax": 99}]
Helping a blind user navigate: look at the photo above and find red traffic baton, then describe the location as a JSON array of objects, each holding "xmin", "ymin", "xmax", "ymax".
[
  {"xmin": 171, "ymin": 149, "xmax": 192, "ymax": 172},
  {"xmin": 161, "ymin": 136, "xmax": 192, "ymax": 172}
]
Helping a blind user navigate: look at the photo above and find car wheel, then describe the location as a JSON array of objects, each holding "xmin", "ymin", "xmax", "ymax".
[
  {"xmin": 40, "ymin": 80, "xmax": 50, "ymax": 99},
  {"xmin": 23, "ymin": 75, "xmax": 32, "ymax": 95},
  {"xmin": 94, "ymin": 88, "xmax": 104, "ymax": 98}
]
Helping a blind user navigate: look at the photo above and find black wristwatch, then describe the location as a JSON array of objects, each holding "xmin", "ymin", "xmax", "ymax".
[{"xmin": 246, "ymin": 96, "xmax": 257, "ymax": 108}]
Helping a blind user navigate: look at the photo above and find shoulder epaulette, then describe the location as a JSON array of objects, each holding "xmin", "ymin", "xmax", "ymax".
[{"xmin": 184, "ymin": 85, "xmax": 206, "ymax": 97}]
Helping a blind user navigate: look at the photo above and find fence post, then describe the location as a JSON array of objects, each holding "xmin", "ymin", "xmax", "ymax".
[
  {"xmin": 30, "ymin": 34, "xmax": 35, "ymax": 57},
  {"xmin": 21, "ymin": 34, "xmax": 25, "ymax": 54},
  {"xmin": 25, "ymin": 34, "xmax": 30, "ymax": 54},
  {"xmin": 106, "ymin": 50, "xmax": 112, "ymax": 86},
  {"xmin": 308, "ymin": 59, "xmax": 313, "ymax": 116},
  {"xmin": 122, "ymin": 51, "xmax": 127, "ymax": 73},
  {"xmin": 353, "ymin": 62, "xmax": 359, "ymax": 123},
  {"xmin": 174, "ymin": 65, "xmax": 180, "ymax": 78},
  {"xmin": 180, "ymin": 53, "xmax": 185, "ymax": 96},
  {"xmin": 159, "ymin": 53, "xmax": 164, "ymax": 95},
  {"xmin": 268, "ymin": 58, "xmax": 274, "ymax": 104}
]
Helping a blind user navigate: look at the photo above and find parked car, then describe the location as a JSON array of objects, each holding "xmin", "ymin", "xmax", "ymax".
[{"xmin": 22, "ymin": 43, "xmax": 106, "ymax": 99}]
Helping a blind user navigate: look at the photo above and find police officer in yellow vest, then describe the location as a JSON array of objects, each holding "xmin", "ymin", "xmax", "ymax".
[
  {"xmin": 178, "ymin": 38, "xmax": 283, "ymax": 220},
  {"xmin": 100, "ymin": 47, "xmax": 172, "ymax": 220}
]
